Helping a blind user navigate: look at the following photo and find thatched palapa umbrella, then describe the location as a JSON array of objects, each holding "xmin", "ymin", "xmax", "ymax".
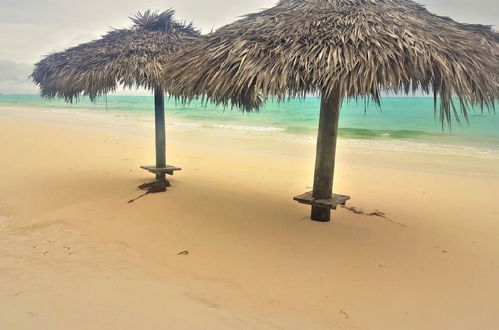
[
  {"xmin": 166, "ymin": 0, "xmax": 498, "ymax": 222},
  {"xmin": 31, "ymin": 9, "xmax": 199, "ymax": 181}
]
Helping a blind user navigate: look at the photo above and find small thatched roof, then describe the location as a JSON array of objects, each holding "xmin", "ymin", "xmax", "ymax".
[
  {"xmin": 32, "ymin": 9, "xmax": 199, "ymax": 101},
  {"xmin": 166, "ymin": 0, "xmax": 498, "ymax": 124}
]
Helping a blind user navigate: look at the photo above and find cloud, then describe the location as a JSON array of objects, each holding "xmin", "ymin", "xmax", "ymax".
[
  {"xmin": 423, "ymin": 0, "xmax": 498, "ymax": 26},
  {"xmin": 0, "ymin": 0, "xmax": 496, "ymax": 94},
  {"xmin": 0, "ymin": 60, "xmax": 36, "ymax": 94}
]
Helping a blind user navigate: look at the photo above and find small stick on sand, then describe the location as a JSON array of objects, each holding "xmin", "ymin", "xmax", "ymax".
[{"xmin": 340, "ymin": 309, "xmax": 349, "ymax": 319}]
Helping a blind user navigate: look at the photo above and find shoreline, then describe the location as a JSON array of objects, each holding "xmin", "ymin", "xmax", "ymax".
[{"xmin": 1, "ymin": 95, "xmax": 499, "ymax": 147}]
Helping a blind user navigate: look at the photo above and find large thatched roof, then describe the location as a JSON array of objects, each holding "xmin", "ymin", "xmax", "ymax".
[
  {"xmin": 32, "ymin": 9, "xmax": 199, "ymax": 101},
  {"xmin": 166, "ymin": 0, "xmax": 498, "ymax": 124}
]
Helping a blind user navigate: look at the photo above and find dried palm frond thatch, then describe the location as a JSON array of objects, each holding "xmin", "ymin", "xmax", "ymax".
[
  {"xmin": 166, "ymin": 0, "xmax": 498, "ymax": 125},
  {"xmin": 31, "ymin": 9, "xmax": 199, "ymax": 101},
  {"xmin": 31, "ymin": 9, "xmax": 199, "ymax": 182}
]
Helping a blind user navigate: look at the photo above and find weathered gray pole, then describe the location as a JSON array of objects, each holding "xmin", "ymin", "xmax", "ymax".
[
  {"xmin": 311, "ymin": 88, "xmax": 342, "ymax": 222},
  {"xmin": 140, "ymin": 89, "xmax": 181, "ymax": 179},
  {"xmin": 154, "ymin": 88, "xmax": 166, "ymax": 181}
]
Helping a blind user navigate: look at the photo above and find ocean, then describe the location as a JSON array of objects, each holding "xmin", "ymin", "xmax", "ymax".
[{"xmin": 1, "ymin": 94, "xmax": 498, "ymax": 160}]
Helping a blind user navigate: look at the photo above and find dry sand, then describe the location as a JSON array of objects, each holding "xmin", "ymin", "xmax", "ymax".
[{"xmin": 1, "ymin": 106, "xmax": 498, "ymax": 329}]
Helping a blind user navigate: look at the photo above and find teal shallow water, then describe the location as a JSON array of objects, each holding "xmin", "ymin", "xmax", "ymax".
[{"xmin": 1, "ymin": 94, "xmax": 498, "ymax": 154}]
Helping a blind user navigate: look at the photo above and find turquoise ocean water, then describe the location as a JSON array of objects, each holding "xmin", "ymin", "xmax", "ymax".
[{"xmin": 1, "ymin": 94, "xmax": 498, "ymax": 158}]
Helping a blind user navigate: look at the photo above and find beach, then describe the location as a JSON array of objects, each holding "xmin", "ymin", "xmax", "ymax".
[{"xmin": 1, "ymin": 103, "xmax": 499, "ymax": 329}]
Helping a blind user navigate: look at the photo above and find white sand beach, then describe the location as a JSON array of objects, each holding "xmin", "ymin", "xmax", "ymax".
[{"xmin": 1, "ymin": 105, "xmax": 499, "ymax": 329}]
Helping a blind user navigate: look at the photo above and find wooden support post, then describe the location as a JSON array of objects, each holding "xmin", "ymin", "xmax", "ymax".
[
  {"xmin": 154, "ymin": 88, "xmax": 166, "ymax": 181},
  {"xmin": 311, "ymin": 88, "xmax": 342, "ymax": 222}
]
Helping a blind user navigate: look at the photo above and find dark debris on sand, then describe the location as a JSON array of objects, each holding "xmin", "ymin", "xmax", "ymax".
[
  {"xmin": 127, "ymin": 180, "xmax": 170, "ymax": 203},
  {"xmin": 340, "ymin": 205, "xmax": 407, "ymax": 227}
]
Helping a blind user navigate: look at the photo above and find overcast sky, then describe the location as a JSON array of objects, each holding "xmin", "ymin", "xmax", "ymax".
[{"xmin": 0, "ymin": 0, "xmax": 497, "ymax": 94}]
